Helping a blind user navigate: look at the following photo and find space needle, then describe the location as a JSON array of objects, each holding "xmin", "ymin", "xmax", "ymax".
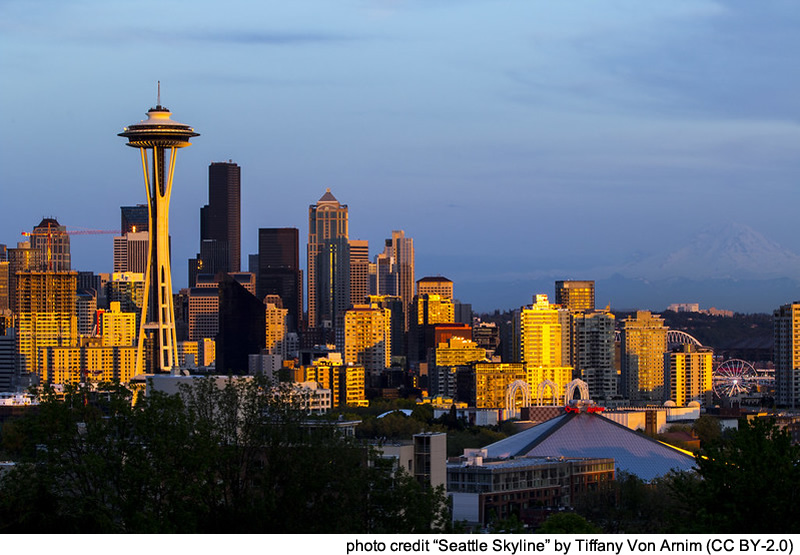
[{"xmin": 119, "ymin": 84, "xmax": 199, "ymax": 374}]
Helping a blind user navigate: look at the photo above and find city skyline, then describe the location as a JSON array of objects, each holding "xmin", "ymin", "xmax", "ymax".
[{"xmin": 2, "ymin": 1, "xmax": 799, "ymax": 313}]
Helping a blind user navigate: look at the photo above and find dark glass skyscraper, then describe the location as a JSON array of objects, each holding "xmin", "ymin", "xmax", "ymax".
[
  {"xmin": 198, "ymin": 161, "xmax": 241, "ymax": 276},
  {"xmin": 257, "ymin": 228, "xmax": 302, "ymax": 332}
]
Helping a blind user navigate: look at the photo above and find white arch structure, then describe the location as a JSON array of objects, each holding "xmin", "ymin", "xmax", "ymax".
[
  {"xmin": 505, "ymin": 380, "xmax": 531, "ymax": 414},
  {"xmin": 565, "ymin": 379, "xmax": 590, "ymax": 402},
  {"xmin": 536, "ymin": 379, "xmax": 560, "ymax": 405}
]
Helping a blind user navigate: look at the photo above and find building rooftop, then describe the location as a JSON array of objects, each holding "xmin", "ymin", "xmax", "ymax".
[{"xmin": 481, "ymin": 411, "xmax": 696, "ymax": 481}]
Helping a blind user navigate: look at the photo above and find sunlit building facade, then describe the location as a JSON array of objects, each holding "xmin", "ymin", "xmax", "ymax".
[
  {"xmin": 307, "ymin": 189, "xmax": 349, "ymax": 330},
  {"xmin": 621, "ymin": 311, "xmax": 668, "ymax": 403},
  {"xmin": 665, "ymin": 344, "xmax": 713, "ymax": 407},
  {"xmin": 774, "ymin": 302, "xmax": 800, "ymax": 408},
  {"xmin": 343, "ymin": 304, "xmax": 391, "ymax": 379}
]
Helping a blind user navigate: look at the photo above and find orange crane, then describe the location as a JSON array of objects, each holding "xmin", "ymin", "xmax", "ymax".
[{"xmin": 21, "ymin": 223, "xmax": 118, "ymax": 270}]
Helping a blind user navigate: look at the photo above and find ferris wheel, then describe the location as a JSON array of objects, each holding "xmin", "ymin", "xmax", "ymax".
[{"xmin": 713, "ymin": 359, "xmax": 758, "ymax": 398}]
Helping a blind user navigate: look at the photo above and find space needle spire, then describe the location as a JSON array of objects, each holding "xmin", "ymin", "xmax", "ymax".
[{"xmin": 119, "ymin": 86, "xmax": 199, "ymax": 374}]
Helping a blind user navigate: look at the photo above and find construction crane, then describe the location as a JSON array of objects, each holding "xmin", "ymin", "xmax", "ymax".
[{"xmin": 21, "ymin": 223, "xmax": 118, "ymax": 271}]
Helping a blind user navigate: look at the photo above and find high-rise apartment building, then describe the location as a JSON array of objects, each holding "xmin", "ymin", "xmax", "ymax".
[
  {"xmin": 621, "ymin": 311, "xmax": 668, "ymax": 403},
  {"xmin": 265, "ymin": 302, "xmax": 288, "ymax": 357},
  {"xmin": 199, "ymin": 161, "xmax": 241, "ymax": 274},
  {"xmin": 15, "ymin": 271, "xmax": 78, "ymax": 375},
  {"xmin": 774, "ymin": 303, "xmax": 800, "ymax": 408},
  {"xmin": 555, "ymin": 280, "xmax": 595, "ymax": 312},
  {"xmin": 665, "ymin": 344, "xmax": 713, "ymax": 407},
  {"xmin": 307, "ymin": 189, "xmax": 349, "ymax": 330},
  {"xmin": 573, "ymin": 310, "xmax": 617, "ymax": 400},
  {"xmin": 101, "ymin": 302, "xmax": 137, "ymax": 347},
  {"xmin": 257, "ymin": 228, "xmax": 302, "ymax": 332},
  {"xmin": 517, "ymin": 295, "xmax": 574, "ymax": 404},
  {"xmin": 343, "ymin": 304, "xmax": 391, "ymax": 382}
]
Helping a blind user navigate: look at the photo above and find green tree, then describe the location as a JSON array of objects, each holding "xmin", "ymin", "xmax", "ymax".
[
  {"xmin": 692, "ymin": 414, "xmax": 722, "ymax": 445},
  {"xmin": 671, "ymin": 418, "xmax": 800, "ymax": 533},
  {"xmin": 0, "ymin": 378, "xmax": 450, "ymax": 533},
  {"xmin": 538, "ymin": 512, "xmax": 600, "ymax": 533}
]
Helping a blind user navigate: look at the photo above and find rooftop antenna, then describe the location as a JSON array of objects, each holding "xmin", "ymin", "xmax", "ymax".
[{"xmin": 157, "ymin": 81, "xmax": 161, "ymax": 107}]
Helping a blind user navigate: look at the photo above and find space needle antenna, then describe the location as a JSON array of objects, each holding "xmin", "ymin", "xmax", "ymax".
[{"xmin": 157, "ymin": 81, "xmax": 161, "ymax": 107}]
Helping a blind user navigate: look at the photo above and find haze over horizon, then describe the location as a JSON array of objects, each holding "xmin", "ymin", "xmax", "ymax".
[{"xmin": 2, "ymin": 1, "xmax": 799, "ymax": 314}]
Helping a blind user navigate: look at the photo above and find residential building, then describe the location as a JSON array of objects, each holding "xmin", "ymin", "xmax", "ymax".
[
  {"xmin": 621, "ymin": 311, "xmax": 668, "ymax": 402},
  {"xmin": 773, "ymin": 303, "xmax": 800, "ymax": 408},
  {"xmin": 343, "ymin": 304, "xmax": 392, "ymax": 382},
  {"xmin": 573, "ymin": 310, "xmax": 617, "ymax": 400},
  {"xmin": 665, "ymin": 344, "xmax": 713, "ymax": 407}
]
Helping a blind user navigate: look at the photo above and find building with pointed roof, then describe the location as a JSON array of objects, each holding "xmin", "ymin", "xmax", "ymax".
[{"xmin": 479, "ymin": 408, "xmax": 695, "ymax": 481}]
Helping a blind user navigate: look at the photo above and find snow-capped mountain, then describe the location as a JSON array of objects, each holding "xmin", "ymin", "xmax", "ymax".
[{"xmin": 619, "ymin": 223, "xmax": 800, "ymax": 280}]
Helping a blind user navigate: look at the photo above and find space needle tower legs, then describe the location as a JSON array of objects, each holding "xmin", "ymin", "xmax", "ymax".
[{"xmin": 119, "ymin": 86, "xmax": 199, "ymax": 374}]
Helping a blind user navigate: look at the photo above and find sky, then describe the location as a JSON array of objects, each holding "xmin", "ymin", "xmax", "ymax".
[{"xmin": 1, "ymin": 0, "xmax": 799, "ymax": 312}]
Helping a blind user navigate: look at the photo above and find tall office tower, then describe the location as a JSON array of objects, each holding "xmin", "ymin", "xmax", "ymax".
[
  {"xmin": 76, "ymin": 290, "xmax": 97, "ymax": 336},
  {"xmin": 119, "ymin": 92, "xmax": 198, "ymax": 373},
  {"xmin": 0, "ymin": 328, "xmax": 15, "ymax": 391},
  {"xmin": 15, "ymin": 271, "xmax": 78, "ymax": 375},
  {"xmin": 428, "ymin": 336, "xmax": 485, "ymax": 398},
  {"xmin": 349, "ymin": 239, "xmax": 370, "ymax": 306},
  {"xmin": 0, "ymin": 244, "xmax": 6, "ymax": 262},
  {"xmin": 410, "ymin": 293, "xmax": 455, "ymax": 364},
  {"xmin": 621, "ymin": 310, "xmax": 668, "ymax": 403},
  {"xmin": 120, "ymin": 204, "xmax": 149, "ymax": 234},
  {"xmin": 473, "ymin": 321, "xmax": 501, "ymax": 359},
  {"xmin": 265, "ymin": 302, "xmax": 288, "ymax": 357},
  {"xmin": 573, "ymin": 310, "xmax": 616, "ymax": 400},
  {"xmin": 0, "ymin": 261, "xmax": 8, "ymax": 312},
  {"xmin": 454, "ymin": 301, "xmax": 472, "ymax": 325},
  {"xmin": 186, "ymin": 273, "xmax": 254, "ymax": 342},
  {"xmin": 665, "ymin": 344, "xmax": 713, "ymax": 407},
  {"xmin": 555, "ymin": 280, "xmax": 595, "ymax": 312},
  {"xmin": 113, "ymin": 231, "xmax": 149, "ymax": 273},
  {"xmin": 774, "ymin": 303, "xmax": 800, "ymax": 408},
  {"xmin": 367, "ymin": 295, "xmax": 406, "ymax": 361},
  {"xmin": 257, "ymin": 228, "xmax": 302, "ymax": 332},
  {"xmin": 198, "ymin": 161, "xmax": 241, "ymax": 275},
  {"xmin": 417, "ymin": 276, "xmax": 453, "ymax": 300},
  {"xmin": 343, "ymin": 304, "xmax": 391, "ymax": 384},
  {"xmin": 517, "ymin": 294, "xmax": 573, "ymax": 404},
  {"xmin": 216, "ymin": 274, "xmax": 265, "ymax": 374},
  {"xmin": 29, "ymin": 218, "xmax": 71, "ymax": 272},
  {"xmin": 373, "ymin": 242, "xmax": 397, "ymax": 296},
  {"xmin": 8, "ymin": 243, "xmax": 41, "ymax": 308},
  {"xmin": 307, "ymin": 189, "xmax": 349, "ymax": 330}
]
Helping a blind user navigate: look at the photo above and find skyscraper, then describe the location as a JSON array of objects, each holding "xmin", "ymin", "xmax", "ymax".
[
  {"xmin": 120, "ymin": 204, "xmax": 149, "ymax": 234},
  {"xmin": 29, "ymin": 218, "xmax": 71, "ymax": 272},
  {"xmin": 621, "ymin": 311, "xmax": 668, "ymax": 402},
  {"xmin": 774, "ymin": 303, "xmax": 800, "ymax": 408},
  {"xmin": 555, "ymin": 280, "xmax": 595, "ymax": 312},
  {"xmin": 199, "ymin": 161, "xmax": 241, "ymax": 275},
  {"xmin": 307, "ymin": 189, "xmax": 348, "ymax": 330},
  {"xmin": 665, "ymin": 344, "xmax": 713, "ymax": 407},
  {"xmin": 349, "ymin": 239, "xmax": 370, "ymax": 306},
  {"xmin": 258, "ymin": 228, "xmax": 302, "ymax": 332},
  {"xmin": 119, "ymin": 92, "xmax": 199, "ymax": 373}
]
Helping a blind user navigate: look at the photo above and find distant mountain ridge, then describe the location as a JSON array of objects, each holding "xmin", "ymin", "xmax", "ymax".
[{"xmin": 617, "ymin": 223, "xmax": 800, "ymax": 280}]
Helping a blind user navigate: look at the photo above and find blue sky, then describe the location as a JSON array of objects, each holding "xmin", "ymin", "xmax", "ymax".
[{"xmin": 1, "ymin": 1, "xmax": 799, "ymax": 311}]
